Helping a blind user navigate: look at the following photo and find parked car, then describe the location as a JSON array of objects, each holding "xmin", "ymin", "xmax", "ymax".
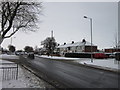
[
  {"xmin": 104, "ymin": 53, "xmax": 112, "ymax": 58},
  {"xmin": 109, "ymin": 54, "xmax": 115, "ymax": 58},
  {"xmin": 15, "ymin": 51, "xmax": 26, "ymax": 55},
  {"xmin": 115, "ymin": 52, "xmax": 120, "ymax": 61},
  {"xmin": 93, "ymin": 53, "xmax": 108, "ymax": 59},
  {"xmin": 27, "ymin": 52, "xmax": 35, "ymax": 59}
]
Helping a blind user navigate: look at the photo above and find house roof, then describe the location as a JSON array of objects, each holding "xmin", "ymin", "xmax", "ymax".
[{"xmin": 57, "ymin": 41, "xmax": 97, "ymax": 48}]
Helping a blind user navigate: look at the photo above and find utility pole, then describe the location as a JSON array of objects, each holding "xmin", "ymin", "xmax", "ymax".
[
  {"xmin": 84, "ymin": 16, "xmax": 93, "ymax": 62},
  {"xmin": 51, "ymin": 30, "xmax": 53, "ymax": 56}
]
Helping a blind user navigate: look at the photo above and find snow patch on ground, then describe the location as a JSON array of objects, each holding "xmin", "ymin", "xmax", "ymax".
[
  {"xmin": 0, "ymin": 59, "xmax": 53, "ymax": 88},
  {"xmin": 79, "ymin": 59, "xmax": 119, "ymax": 70},
  {"xmin": 2, "ymin": 66, "xmax": 52, "ymax": 88},
  {"xmin": 37, "ymin": 55, "xmax": 80, "ymax": 60},
  {"xmin": 0, "ymin": 54, "xmax": 19, "ymax": 60}
]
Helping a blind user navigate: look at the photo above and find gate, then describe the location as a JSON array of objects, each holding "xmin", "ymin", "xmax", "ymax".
[{"xmin": 0, "ymin": 63, "xmax": 18, "ymax": 80}]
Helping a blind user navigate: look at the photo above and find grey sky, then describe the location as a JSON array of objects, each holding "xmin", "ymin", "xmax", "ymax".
[{"xmin": 1, "ymin": 1, "xmax": 118, "ymax": 50}]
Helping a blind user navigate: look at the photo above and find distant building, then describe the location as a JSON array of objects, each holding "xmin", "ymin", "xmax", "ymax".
[
  {"xmin": 56, "ymin": 39, "xmax": 97, "ymax": 55},
  {"xmin": 104, "ymin": 48, "xmax": 120, "ymax": 53}
]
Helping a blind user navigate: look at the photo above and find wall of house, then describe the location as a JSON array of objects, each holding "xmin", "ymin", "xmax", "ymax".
[
  {"xmin": 84, "ymin": 46, "xmax": 97, "ymax": 52},
  {"xmin": 76, "ymin": 46, "xmax": 84, "ymax": 52},
  {"xmin": 57, "ymin": 45, "xmax": 98, "ymax": 56},
  {"xmin": 105, "ymin": 48, "xmax": 120, "ymax": 53},
  {"xmin": 67, "ymin": 46, "xmax": 84, "ymax": 53},
  {"xmin": 58, "ymin": 46, "xmax": 84, "ymax": 55}
]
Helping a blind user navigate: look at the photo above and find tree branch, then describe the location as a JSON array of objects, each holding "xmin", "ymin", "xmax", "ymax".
[
  {"xmin": 4, "ymin": 28, "xmax": 19, "ymax": 39},
  {"xmin": 0, "ymin": 1, "xmax": 42, "ymax": 41},
  {"xmin": 2, "ymin": 2, "xmax": 20, "ymax": 38},
  {"xmin": 4, "ymin": 19, "xmax": 31, "ymax": 39}
]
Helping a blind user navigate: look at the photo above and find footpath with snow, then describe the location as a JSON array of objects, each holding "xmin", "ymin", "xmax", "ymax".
[
  {"xmin": 77, "ymin": 58, "xmax": 119, "ymax": 72},
  {"xmin": 0, "ymin": 54, "xmax": 19, "ymax": 60}
]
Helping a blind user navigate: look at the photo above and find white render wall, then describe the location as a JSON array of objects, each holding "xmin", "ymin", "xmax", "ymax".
[{"xmin": 59, "ymin": 45, "xmax": 85, "ymax": 55}]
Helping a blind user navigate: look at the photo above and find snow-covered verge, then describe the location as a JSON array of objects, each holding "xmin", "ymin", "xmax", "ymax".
[
  {"xmin": 36, "ymin": 55, "xmax": 80, "ymax": 60},
  {"xmin": 37, "ymin": 55, "xmax": 119, "ymax": 72},
  {"xmin": 0, "ymin": 54, "xmax": 19, "ymax": 60},
  {"xmin": 0, "ymin": 59, "xmax": 53, "ymax": 89},
  {"xmin": 78, "ymin": 59, "xmax": 119, "ymax": 71}
]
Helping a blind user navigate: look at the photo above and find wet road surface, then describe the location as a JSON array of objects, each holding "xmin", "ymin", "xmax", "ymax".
[{"xmin": 20, "ymin": 56, "xmax": 119, "ymax": 88}]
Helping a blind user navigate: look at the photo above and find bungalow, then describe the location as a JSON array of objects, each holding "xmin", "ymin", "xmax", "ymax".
[{"xmin": 56, "ymin": 39, "xmax": 97, "ymax": 55}]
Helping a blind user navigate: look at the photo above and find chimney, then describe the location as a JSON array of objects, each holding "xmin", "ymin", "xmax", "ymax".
[
  {"xmin": 64, "ymin": 43, "xmax": 66, "ymax": 45},
  {"xmin": 72, "ymin": 41, "xmax": 74, "ymax": 44},
  {"xmin": 82, "ymin": 39, "xmax": 86, "ymax": 43}
]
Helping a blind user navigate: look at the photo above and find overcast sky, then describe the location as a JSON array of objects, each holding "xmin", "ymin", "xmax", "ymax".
[{"xmin": 1, "ymin": 0, "xmax": 119, "ymax": 50}]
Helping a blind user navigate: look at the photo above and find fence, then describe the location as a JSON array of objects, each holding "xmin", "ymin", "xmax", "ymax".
[{"xmin": 0, "ymin": 63, "xmax": 18, "ymax": 80}]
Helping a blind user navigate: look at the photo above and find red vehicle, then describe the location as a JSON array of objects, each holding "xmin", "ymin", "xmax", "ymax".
[{"xmin": 94, "ymin": 53, "xmax": 108, "ymax": 59}]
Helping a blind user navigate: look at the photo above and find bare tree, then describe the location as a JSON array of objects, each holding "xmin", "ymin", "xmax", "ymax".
[{"xmin": 0, "ymin": 0, "xmax": 42, "ymax": 44}]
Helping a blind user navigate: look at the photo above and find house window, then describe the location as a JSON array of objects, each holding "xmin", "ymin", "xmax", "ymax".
[
  {"xmin": 67, "ymin": 47, "xmax": 71, "ymax": 50},
  {"xmin": 76, "ymin": 46, "xmax": 78, "ymax": 49},
  {"xmin": 78, "ymin": 46, "xmax": 82, "ymax": 50}
]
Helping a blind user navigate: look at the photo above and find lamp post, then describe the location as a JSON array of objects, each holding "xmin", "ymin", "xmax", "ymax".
[{"xmin": 84, "ymin": 16, "xmax": 93, "ymax": 62}]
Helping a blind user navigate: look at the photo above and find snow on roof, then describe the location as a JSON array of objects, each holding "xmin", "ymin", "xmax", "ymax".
[{"xmin": 57, "ymin": 41, "xmax": 96, "ymax": 48}]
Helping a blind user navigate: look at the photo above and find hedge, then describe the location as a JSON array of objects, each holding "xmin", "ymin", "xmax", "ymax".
[{"xmin": 65, "ymin": 53, "xmax": 93, "ymax": 58}]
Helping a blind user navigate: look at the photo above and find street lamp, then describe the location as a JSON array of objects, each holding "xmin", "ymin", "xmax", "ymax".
[{"xmin": 84, "ymin": 15, "xmax": 93, "ymax": 62}]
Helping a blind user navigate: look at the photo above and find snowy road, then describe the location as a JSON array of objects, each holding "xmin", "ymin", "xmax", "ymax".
[{"xmin": 20, "ymin": 56, "xmax": 119, "ymax": 88}]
